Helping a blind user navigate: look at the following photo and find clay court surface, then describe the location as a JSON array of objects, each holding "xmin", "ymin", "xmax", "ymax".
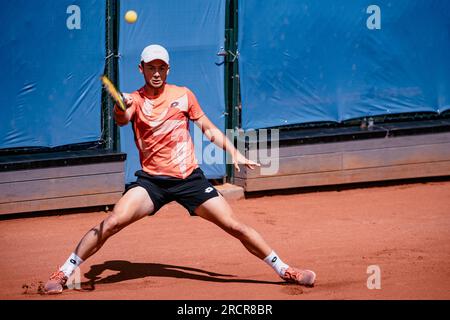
[{"xmin": 1, "ymin": 180, "xmax": 449, "ymax": 300}]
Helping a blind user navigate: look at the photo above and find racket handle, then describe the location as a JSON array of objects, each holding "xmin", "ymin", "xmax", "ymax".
[
  {"xmin": 120, "ymin": 93, "xmax": 131, "ymax": 110},
  {"xmin": 122, "ymin": 92, "xmax": 132, "ymax": 101}
]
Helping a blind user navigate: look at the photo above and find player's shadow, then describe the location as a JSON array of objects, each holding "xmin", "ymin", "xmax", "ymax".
[{"xmin": 80, "ymin": 260, "xmax": 282, "ymax": 290}]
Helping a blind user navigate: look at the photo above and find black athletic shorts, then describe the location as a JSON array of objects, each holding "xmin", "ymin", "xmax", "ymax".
[{"xmin": 124, "ymin": 167, "xmax": 220, "ymax": 216}]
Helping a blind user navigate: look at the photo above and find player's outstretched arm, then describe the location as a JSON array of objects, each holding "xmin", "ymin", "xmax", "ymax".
[{"xmin": 194, "ymin": 114, "xmax": 260, "ymax": 172}]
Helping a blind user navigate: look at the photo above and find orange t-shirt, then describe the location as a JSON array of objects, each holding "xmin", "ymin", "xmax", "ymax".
[{"xmin": 114, "ymin": 84, "xmax": 205, "ymax": 178}]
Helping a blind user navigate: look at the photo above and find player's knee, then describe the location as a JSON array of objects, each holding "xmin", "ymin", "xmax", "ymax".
[
  {"xmin": 226, "ymin": 222, "xmax": 250, "ymax": 240},
  {"xmin": 103, "ymin": 215, "xmax": 122, "ymax": 236}
]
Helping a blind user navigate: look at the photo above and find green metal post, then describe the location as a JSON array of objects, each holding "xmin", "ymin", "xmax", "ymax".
[
  {"xmin": 225, "ymin": 0, "xmax": 240, "ymax": 183},
  {"xmin": 102, "ymin": 0, "xmax": 120, "ymax": 151}
]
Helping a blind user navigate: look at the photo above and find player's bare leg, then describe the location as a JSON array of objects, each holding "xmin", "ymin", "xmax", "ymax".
[
  {"xmin": 44, "ymin": 187, "xmax": 154, "ymax": 294},
  {"xmin": 74, "ymin": 187, "xmax": 154, "ymax": 260},
  {"xmin": 195, "ymin": 194, "xmax": 316, "ymax": 286},
  {"xmin": 195, "ymin": 194, "xmax": 271, "ymax": 259}
]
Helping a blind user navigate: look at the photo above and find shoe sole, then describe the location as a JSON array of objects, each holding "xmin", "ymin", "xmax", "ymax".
[{"xmin": 44, "ymin": 288, "xmax": 63, "ymax": 295}]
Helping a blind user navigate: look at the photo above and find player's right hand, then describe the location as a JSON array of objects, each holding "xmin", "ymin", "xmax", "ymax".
[{"xmin": 122, "ymin": 93, "xmax": 134, "ymax": 109}]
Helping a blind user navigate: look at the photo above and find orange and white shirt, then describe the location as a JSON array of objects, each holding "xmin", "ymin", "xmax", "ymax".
[{"xmin": 114, "ymin": 84, "xmax": 205, "ymax": 178}]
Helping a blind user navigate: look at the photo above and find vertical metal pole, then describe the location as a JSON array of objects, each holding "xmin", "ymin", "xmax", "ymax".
[
  {"xmin": 231, "ymin": 0, "xmax": 240, "ymax": 132},
  {"xmin": 102, "ymin": 0, "xmax": 119, "ymax": 151},
  {"xmin": 225, "ymin": 0, "xmax": 240, "ymax": 183}
]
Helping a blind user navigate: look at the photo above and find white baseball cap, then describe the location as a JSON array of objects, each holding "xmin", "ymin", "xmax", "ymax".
[{"xmin": 140, "ymin": 44, "xmax": 170, "ymax": 65}]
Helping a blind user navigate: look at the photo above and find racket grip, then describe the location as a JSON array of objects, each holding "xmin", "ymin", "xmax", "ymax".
[
  {"xmin": 120, "ymin": 93, "xmax": 131, "ymax": 110},
  {"xmin": 121, "ymin": 93, "xmax": 130, "ymax": 102}
]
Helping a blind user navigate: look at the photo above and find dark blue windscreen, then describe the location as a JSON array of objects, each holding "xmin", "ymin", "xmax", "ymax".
[
  {"xmin": 239, "ymin": 0, "xmax": 450, "ymax": 129},
  {"xmin": 119, "ymin": 0, "xmax": 226, "ymax": 182},
  {"xmin": 0, "ymin": 1, "xmax": 105, "ymax": 148}
]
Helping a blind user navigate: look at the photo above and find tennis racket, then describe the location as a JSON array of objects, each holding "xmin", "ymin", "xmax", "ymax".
[{"xmin": 101, "ymin": 75, "xmax": 127, "ymax": 111}]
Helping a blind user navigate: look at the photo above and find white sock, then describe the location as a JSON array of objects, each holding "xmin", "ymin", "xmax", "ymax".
[
  {"xmin": 59, "ymin": 253, "xmax": 84, "ymax": 278},
  {"xmin": 264, "ymin": 250, "xmax": 289, "ymax": 277}
]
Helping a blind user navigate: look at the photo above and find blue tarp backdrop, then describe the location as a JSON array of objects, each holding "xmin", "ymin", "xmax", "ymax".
[
  {"xmin": 239, "ymin": 0, "xmax": 450, "ymax": 129},
  {"xmin": 3, "ymin": 0, "xmax": 449, "ymax": 183},
  {"xmin": 0, "ymin": 0, "xmax": 105, "ymax": 148},
  {"xmin": 119, "ymin": 0, "xmax": 226, "ymax": 182}
]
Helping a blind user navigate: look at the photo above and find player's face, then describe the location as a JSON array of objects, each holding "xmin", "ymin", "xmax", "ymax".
[{"xmin": 140, "ymin": 60, "xmax": 169, "ymax": 88}]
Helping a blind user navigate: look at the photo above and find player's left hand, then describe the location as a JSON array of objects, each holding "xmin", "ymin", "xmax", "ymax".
[{"xmin": 232, "ymin": 152, "xmax": 260, "ymax": 172}]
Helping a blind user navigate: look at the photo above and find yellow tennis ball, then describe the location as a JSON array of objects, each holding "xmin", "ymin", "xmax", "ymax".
[{"xmin": 125, "ymin": 10, "xmax": 138, "ymax": 24}]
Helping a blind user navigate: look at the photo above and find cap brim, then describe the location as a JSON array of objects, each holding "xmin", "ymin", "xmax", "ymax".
[{"xmin": 141, "ymin": 57, "xmax": 169, "ymax": 65}]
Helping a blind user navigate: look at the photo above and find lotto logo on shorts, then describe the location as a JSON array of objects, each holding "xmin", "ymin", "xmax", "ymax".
[{"xmin": 204, "ymin": 187, "xmax": 214, "ymax": 193}]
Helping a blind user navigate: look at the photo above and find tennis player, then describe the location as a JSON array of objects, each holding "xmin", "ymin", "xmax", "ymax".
[{"xmin": 44, "ymin": 44, "xmax": 316, "ymax": 294}]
